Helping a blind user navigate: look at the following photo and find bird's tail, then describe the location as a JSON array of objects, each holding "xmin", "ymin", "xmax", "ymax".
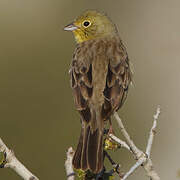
[{"xmin": 72, "ymin": 109, "xmax": 104, "ymax": 174}]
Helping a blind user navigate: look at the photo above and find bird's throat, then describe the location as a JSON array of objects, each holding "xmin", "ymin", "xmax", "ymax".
[{"xmin": 73, "ymin": 30, "xmax": 94, "ymax": 43}]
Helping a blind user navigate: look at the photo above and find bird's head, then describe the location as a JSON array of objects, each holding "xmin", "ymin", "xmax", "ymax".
[{"xmin": 64, "ymin": 10, "xmax": 117, "ymax": 43}]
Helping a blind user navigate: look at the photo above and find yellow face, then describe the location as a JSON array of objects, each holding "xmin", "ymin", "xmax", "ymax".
[{"xmin": 64, "ymin": 10, "xmax": 116, "ymax": 43}]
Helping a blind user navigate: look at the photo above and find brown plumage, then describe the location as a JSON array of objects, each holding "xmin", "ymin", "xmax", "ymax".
[{"xmin": 65, "ymin": 10, "xmax": 132, "ymax": 174}]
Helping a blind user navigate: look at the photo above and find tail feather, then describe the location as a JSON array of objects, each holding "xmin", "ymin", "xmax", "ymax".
[
  {"xmin": 97, "ymin": 134, "xmax": 103, "ymax": 172},
  {"xmin": 72, "ymin": 127, "xmax": 83, "ymax": 169},
  {"xmin": 72, "ymin": 122, "xmax": 104, "ymax": 173},
  {"xmin": 81, "ymin": 126, "xmax": 90, "ymax": 170},
  {"xmin": 87, "ymin": 129, "xmax": 99, "ymax": 172}
]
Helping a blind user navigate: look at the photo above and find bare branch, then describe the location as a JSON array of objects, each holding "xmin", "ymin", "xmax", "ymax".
[
  {"xmin": 121, "ymin": 158, "xmax": 145, "ymax": 180},
  {"xmin": 114, "ymin": 112, "xmax": 142, "ymax": 157},
  {"xmin": 113, "ymin": 106, "xmax": 161, "ymax": 180},
  {"xmin": 0, "ymin": 138, "xmax": 39, "ymax": 180},
  {"xmin": 146, "ymin": 106, "xmax": 161, "ymax": 157},
  {"xmin": 65, "ymin": 147, "xmax": 75, "ymax": 180}
]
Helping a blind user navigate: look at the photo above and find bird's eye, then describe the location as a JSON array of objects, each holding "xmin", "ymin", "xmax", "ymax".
[{"xmin": 83, "ymin": 21, "xmax": 90, "ymax": 27}]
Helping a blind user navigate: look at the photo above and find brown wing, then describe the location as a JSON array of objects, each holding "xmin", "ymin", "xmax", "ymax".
[
  {"xmin": 102, "ymin": 38, "xmax": 132, "ymax": 119},
  {"xmin": 70, "ymin": 44, "xmax": 93, "ymax": 123}
]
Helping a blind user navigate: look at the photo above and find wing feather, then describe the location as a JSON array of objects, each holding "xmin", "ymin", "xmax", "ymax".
[
  {"xmin": 70, "ymin": 44, "xmax": 93, "ymax": 122},
  {"xmin": 102, "ymin": 38, "xmax": 132, "ymax": 117}
]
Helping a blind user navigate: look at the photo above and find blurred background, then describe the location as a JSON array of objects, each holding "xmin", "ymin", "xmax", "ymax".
[{"xmin": 0, "ymin": 0, "xmax": 180, "ymax": 179}]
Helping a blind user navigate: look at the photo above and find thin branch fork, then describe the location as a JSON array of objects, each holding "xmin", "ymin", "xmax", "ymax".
[
  {"xmin": 113, "ymin": 106, "xmax": 161, "ymax": 180},
  {"xmin": 0, "ymin": 138, "xmax": 39, "ymax": 180}
]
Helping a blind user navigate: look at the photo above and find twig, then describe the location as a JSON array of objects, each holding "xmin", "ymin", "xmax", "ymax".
[
  {"xmin": 65, "ymin": 147, "xmax": 75, "ymax": 180},
  {"xmin": 113, "ymin": 106, "xmax": 161, "ymax": 180},
  {"xmin": 104, "ymin": 150, "xmax": 116, "ymax": 166},
  {"xmin": 114, "ymin": 112, "xmax": 141, "ymax": 157},
  {"xmin": 122, "ymin": 158, "xmax": 144, "ymax": 180},
  {"xmin": 146, "ymin": 106, "xmax": 160, "ymax": 157},
  {"xmin": 0, "ymin": 138, "xmax": 39, "ymax": 180},
  {"xmin": 104, "ymin": 151, "xmax": 122, "ymax": 178}
]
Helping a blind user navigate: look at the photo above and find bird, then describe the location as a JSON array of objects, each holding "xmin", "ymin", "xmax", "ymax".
[{"xmin": 64, "ymin": 10, "xmax": 132, "ymax": 174}]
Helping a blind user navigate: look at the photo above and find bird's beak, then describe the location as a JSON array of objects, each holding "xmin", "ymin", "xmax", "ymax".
[{"xmin": 64, "ymin": 23, "xmax": 78, "ymax": 31}]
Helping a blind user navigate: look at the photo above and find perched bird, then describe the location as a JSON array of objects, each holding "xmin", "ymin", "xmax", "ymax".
[{"xmin": 64, "ymin": 10, "xmax": 132, "ymax": 174}]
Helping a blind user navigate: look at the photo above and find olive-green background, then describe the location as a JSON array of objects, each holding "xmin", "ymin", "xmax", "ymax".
[{"xmin": 0, "ymin": 0, "xmax": 180, "ymax": 179}]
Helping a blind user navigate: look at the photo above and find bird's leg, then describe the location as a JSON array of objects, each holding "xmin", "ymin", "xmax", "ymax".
[{"xmin": 108, "ymin": 118, "xmax": 114, "ymax": 135}]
